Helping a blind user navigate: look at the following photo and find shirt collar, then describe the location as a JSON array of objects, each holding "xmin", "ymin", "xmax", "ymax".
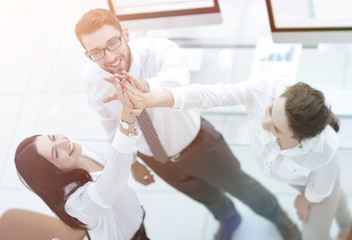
[
  {"xmin": 128, "ymin": 43, "xmax": 141, "ymax": 79},
  {"xmin": 280, "ymin": 131, "xmax": 324, "ymax": 157}
]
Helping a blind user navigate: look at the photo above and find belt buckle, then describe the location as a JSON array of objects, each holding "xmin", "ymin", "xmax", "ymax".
[{"xmin": 169, "ymin": 153, "xmax": 181, "ymax": 162}]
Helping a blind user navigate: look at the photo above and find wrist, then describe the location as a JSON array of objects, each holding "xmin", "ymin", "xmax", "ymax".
[
  {"xmin": 119, "ymin": 118, "xmax": 137, "ymax": 136},
  {"xmin": 119, "ymin": 124, "xmax": 138, "ymax": 136},
  {"xmin": 121, "ymin": 109, "xmax": 135, "ymax": 123}
]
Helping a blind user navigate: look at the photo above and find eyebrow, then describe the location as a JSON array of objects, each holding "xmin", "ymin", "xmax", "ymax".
[
  {"xmin": 88, "ymin": 36, "xmax": 119, "ymax": 53},
  {"xmin": 270, "ymin": 104, "xmax": 283, "ymax": 134},
  {"xmin": 47, "ymin": 135, "xmax": 54, "ymax": 159}
]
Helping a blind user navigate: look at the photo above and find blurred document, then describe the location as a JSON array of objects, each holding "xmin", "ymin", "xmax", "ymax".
[{"xmin": 249, "ymin": 38, "xmax": 302, "ymax": 83}]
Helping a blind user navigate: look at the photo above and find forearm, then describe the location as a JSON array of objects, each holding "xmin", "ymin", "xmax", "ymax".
[
  {"xmin": 145, "ymin": 91, "xmax": 175, "ymax": 108},
  {"xmin": 89, "ymin": 129, "xmax": 139, "ymax": 207}
]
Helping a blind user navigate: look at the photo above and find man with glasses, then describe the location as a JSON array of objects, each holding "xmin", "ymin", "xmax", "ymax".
[{"xmin": 75, "ymin": 8, "xmax": 301, "ymax": 240}]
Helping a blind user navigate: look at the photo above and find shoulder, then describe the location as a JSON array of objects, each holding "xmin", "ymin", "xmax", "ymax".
[
  {"xmin": 303, "ymin": 126, "xmax": 338, "ymax": 167},
  {"xmin": 65, "ymin": 181, "xmax": 90, "ymax": 209}
]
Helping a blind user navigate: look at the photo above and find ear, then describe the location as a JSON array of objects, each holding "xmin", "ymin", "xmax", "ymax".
[{"xmin": 122, "ymin": 28, "xmax": 130, "ymax": 42}]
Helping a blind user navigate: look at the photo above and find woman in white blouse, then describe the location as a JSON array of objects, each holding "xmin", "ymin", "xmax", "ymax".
[
  {"xmin": 14, "ymin": 89, "xmax": 148, "ymax": 240},
  {"xmin": 123, "ymin": 76, "xmax": 352, "ymax": 240}
]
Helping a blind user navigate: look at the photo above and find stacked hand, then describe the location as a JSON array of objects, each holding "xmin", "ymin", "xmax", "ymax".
[
  {"xmin": 103, "ymin": 70, "xmax": 154, "ymax": 185},
  {"xmin": 103, "ymin": 70, "xmax": 149, "ymax": 115}
]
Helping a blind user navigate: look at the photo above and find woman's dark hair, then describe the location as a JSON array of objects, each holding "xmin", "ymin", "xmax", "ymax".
[
  {"xmin": 281, "ymin": 82, "xmax": 339, "ymax": 142},
  {"xmin": 14, "ymin": 135, "xmax": 93, "ymax": 230}
]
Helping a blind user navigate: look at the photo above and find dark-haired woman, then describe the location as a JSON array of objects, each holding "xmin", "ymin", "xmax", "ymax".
[
  {"xmin": 123, "ymin": 76, "xmax": 352, "ymax": 240},
  {"xmin": 14, "ymin": 90, "xmax": 149, "ymax": 240}
]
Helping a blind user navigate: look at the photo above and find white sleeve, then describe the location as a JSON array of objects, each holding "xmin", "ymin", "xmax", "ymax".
[
  {"xmin": 145, "ymin": 39, "xmax": 191, "ymax": 92},
  {"xmin": 65, "ymin": 127, "xmax": 140, "ymax": 221},
  {"xmin": 170, "ymin": 81, "xmax": 252, "ymax": 110},
  {"xmin": 170, "ymin": 78, "xmax": 290, "ymax": 111},
  {"xmin": 304, "ymin": 153, "xmax": 339, "ymax": 203}
]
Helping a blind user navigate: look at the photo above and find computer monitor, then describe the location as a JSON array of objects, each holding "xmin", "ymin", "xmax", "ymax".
[
  {"xmin": 265, "ymin": 0, "xmax": 352, "ymax": 45},
  {"xmin": 108, "ymin": 0, "xmax": 222, "ymax": 31}
]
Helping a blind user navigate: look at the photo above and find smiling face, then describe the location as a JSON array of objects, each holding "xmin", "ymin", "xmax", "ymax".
[
  {"xmin": 34, "ymin": 134, "xmax": 82, "ymax": 172},
  {"xmin": 81, "ymin": 24, "xmax": 132, "ymax": 74},
  {"xmin": 261, "ymin": 97, "xmax": 294, "ymax": 140}
]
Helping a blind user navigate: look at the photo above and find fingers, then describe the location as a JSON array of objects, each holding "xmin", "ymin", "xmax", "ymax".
[
  {"xmin": 122, "ymin": 80, "xmax": 138, "ymax": 101},
  {"xmin": 122, "ymin": 92, "xmax": 133, "ymax": 109},
  {"xmin": 103, "ymin": 76, "xmax": 117, "ymax": 85},
  {"xmin": 121, "ymin": 80, "xmax": 146, "ymax": 109},
  {"xmin": 115, "ymin": 82, "xmax": 124, "ymax": 102},
  {"xmin": 121, "ymin": 70, "xmax": 137, "ymax": 88},
  {"xmin": 122, "ymin": 70, "xmax": 134, "ymax": 80},
  {"xmin": 136, "ymin": 173, "xmax": 155, "ymax": 185},
  {"xmin": 122, "ymin": 70, "xmax": 150, "ymax": 93},
  {"xmin": 103, "ymin": 74, "xmax": 145, "ymax": 112},
  {"xmin": 302, "ymin": 211, "xmax": 308, "ymax": 223},
  {"xmin": 102, "ymin": 93, "xmax": 118, "ymax": 103},
  {"xmin": 141, "ymin": 174, "xmax": 155, "ymax": 185},
  {"xmin": 296, "ymin": 210, "xmax": 308, "ymax": 223}
]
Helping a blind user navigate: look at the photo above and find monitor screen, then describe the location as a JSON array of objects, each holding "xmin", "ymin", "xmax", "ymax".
[
  {"xmin": 108, "ymin": 0, "xmax": 222, "ymax": 31},
  {"xmin": 266, "ymin": 0, "xmax": 352, "ymax": 45}
]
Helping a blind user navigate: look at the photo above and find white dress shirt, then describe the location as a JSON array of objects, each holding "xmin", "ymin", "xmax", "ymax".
[
  {"xmin": 83, "ymin": 37, "xmax": 200, "ymax": 157},
  {"xmin": 170, "ymin": 78, "xmax": 339, "ymax": 203},
  {"xmin": 65, "ymin": 129, "xmax": 143, "ymax": 240}
]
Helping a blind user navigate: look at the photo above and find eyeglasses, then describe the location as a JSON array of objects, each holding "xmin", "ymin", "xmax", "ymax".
[{"xmin": 86, "ymin": 35, "xmax": 122, "ymax": 61}]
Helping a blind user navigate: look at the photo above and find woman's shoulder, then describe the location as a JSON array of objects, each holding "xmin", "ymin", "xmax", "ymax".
[{"xmin": 301, "ymin": 126, "xmax": 338, "ymax": 167}]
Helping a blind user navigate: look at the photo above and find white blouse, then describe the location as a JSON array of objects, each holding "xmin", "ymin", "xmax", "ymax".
[
  {"xmin": 65, "ymin": 129, "xmax": 144, "ymax": 240},
  {"xmin": 170, "ymin": 78, "xmax": 339, "ymax": 203}
]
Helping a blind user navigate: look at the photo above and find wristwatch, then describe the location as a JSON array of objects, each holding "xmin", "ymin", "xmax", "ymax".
[{"xmin": 120, "ymin": 119, "xmax": 135, "ymax": 131}]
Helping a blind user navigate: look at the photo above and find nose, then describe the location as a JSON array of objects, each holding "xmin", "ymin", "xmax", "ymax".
[
  {"xmin": 262, "ymin": 116, "xmax": 272, "ymax": 132},
  {"xmin": 54, "ymin": 139, "xmax": 70, "ymax": 152},
  {"xmin": 104, "ymin": 49, "xmax": 116, "ymax": 62}
]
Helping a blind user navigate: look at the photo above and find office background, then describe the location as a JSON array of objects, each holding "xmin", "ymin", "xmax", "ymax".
[{"xmin": 0, "ymin": 0, "xmax": 351, "ymax": 239}]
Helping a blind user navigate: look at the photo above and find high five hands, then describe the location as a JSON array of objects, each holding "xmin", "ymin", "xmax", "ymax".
[
  {"xmin": 103, "ymin": 70, "xmax": 150, "ymax": 115},
  {"xmin": 103, "ymin": 70, "xmax": 155, "ymax": 186}
]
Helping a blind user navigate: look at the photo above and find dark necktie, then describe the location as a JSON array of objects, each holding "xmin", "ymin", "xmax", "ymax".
[{"xmin": 137, "ymin": 110, "xmax": 168, "ymax": 163}]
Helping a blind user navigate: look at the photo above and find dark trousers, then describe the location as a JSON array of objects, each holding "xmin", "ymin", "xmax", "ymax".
[
  {"xmin": 139, "ymin": 118, "xmax": 285, "ymax": 224},
  {"xmin": 131, "ymin": 224, "xmax": 149, "ymax": 240}
]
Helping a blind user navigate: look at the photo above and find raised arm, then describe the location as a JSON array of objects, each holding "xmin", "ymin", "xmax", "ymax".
[{"xmin": 65, "ymin": 79, "xmax": 140, "ymax": 224}]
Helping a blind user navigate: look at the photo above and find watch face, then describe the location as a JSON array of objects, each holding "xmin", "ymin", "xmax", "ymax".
[{"xmin": 121, "ymin": 122, "xmax": 129, "ymax": 129}]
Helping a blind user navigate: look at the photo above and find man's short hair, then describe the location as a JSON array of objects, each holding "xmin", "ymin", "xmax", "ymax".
[{"xmin": 75, "ymin": 8, "xmax": 122, "ymax": 48}]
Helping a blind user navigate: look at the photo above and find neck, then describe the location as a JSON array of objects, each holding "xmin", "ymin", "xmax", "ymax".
[{"xmin": 277, "ymin": 136, "xmax": 299, "ymax": 150}]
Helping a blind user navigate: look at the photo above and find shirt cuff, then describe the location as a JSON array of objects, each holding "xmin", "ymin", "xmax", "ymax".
[
  {"xmin": 169, "ymin": 87, "xmax": 185, "ymax": 110},
  {"xmin": 304, "ymin": 186, "xmax": 330, "ymax": 203},
  {"xmin": 112, "ymin": 127, "xmax": 140, "ymax": 154}
]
